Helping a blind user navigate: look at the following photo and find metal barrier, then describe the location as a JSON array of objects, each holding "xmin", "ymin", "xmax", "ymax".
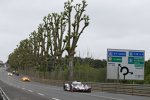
[
  {"xmin": 0, "ymin": 87, "xmax": 10, "ymax": 100},
  {"xmin": 85, "ymin": 83, "xmax": 150, "ymax": 97},
  {"xmin": 31, "ymin": 77, "xmax": 150, "ymax": 97}
]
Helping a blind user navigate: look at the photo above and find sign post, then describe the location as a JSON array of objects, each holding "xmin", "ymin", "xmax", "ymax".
[{"xmin": 107, "ymin": 49, "xmax": 145, "ymax": 80}]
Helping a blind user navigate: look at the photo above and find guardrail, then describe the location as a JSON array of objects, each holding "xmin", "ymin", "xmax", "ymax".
[
  {"xmin": 31, "ymin": 77, "xmax": 150, "ymax": 97},
  {"xmin": 0, "ymin": 87, "xmax": 10, "ymax": 100},
  {"xmin": 85, "ymin": 82, "xmax": 150, "ymax": 97}
]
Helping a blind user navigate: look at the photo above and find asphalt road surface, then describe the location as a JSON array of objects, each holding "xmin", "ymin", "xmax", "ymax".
[{"xmin": 0, "ymin": 67, "xmax": 150, "ymax": 100}]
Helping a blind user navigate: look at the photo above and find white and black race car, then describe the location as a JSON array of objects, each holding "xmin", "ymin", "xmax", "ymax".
[{"xmin": 63, "ymin": 81, "xmax": 91, "ymax": 93}]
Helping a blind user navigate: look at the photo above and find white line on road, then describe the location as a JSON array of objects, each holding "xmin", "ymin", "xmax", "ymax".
[
  {"xmin": 52, "ymin": 98, "xmax": 60, "ymax": 100},
  {"xmin": 0, "ymin": 87, "xmax": 10, "ymax": 100},
  {"xmin": 38, "ymin": 93, "xmax": 45, "ymax": 96},
  {"xmin": 82, "ymin": 93, "xmax": 123, "ymax": 100},
  {"xmin": 28, "ymin": 90, "xmax": 33, "ymax": 92}
]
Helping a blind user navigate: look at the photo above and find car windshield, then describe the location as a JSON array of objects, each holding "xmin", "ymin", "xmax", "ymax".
[{"xmin": 72, "ymin": 82, "xmax": 83, "ymax": 87}]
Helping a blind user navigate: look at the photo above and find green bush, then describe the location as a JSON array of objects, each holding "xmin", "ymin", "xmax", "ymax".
[
  {"xmin": 73, "ymin": 64, "xmax": 106, "ymax": 82},
  {"xmin": 144, "ymin": 74, "xmax": 150, "ymax": 84}
]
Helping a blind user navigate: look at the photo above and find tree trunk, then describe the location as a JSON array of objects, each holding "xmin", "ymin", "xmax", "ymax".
[{"xmin": 68, "ymin": 56, "xmax": 74, "ymax": 81}]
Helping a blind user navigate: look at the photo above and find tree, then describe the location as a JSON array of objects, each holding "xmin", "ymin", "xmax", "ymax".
[
  {"xmin": 8, "ymin": 0, "xmax": 90, "ymax": 80},
  {"xmin": 91, "ymin": 59, "xmax": 107, "ymax": 68},
  {"xmin": 63, "ymin": 0, "xmax": 90, "ymax": 80},
  {"xmin": 43, "ymin": 12, "xmax": 67, "ymax": 70}
]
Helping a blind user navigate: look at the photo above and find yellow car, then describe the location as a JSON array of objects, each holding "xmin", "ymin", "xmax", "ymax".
[{"xmin": 21, "ymin": 76, "xmax": 30, "ymax": 82}]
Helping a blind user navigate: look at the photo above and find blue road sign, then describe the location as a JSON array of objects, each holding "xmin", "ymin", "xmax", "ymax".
[
  {"xmin": 108, "ymin": 51, "xmax": 126, "ymax": 57},
  {"xmin": 129, "ymin": 52, "xmax": 144, "ymax": 57}
]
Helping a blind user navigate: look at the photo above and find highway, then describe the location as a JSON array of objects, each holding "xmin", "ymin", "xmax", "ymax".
[{"xmin": 0, "ymin": 67, "xmax": 150, "ymax": 100}]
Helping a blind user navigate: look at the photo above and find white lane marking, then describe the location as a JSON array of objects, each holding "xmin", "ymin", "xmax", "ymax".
[
  {"xmin": 28, "ymin": 90, "xmax": 33, "ymax": 92},
  {"xmin": 0, "ymin": 87, "xmax": 10, "ymax": 100},
  {"xmin": 52, "ymin": 98, "xmax": 60, "ymax": 100},
  {"xmin": 27, "ymin": 82, "xmax": 61, "ymax": 91},
  {"xmin": 38, "ymin": 93, "xmax": 45, "ymax": 96},
  {"xmin": 4, "ymin": 71, "xmax": 122, "ymax": 100},
  {"xmin": 82, "ymin": 93, "xmax": 123, "ymax": 100},
  {"xmin": 6, "ymin": 73, "xmax": 62, "ymax": 92}
]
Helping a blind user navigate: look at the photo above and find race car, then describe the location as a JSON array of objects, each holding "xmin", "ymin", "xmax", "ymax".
[
  {"xmin": 12, "ymin": 70, "xmax": 19, "ymax": 76},
  {"xmin": 21, "ymin": 76, "xmax": 30, "ymax": 82},
  {"xmin": 8, "ymin": 72, "xmax": 13, "ymax": 76},
  {"xmin": 64, "ymin": 81, "xmax": 91, "ymax": 93},
  {"xmin": 15, "ymin": 71, "xmax": 19, "ymax": 76}
]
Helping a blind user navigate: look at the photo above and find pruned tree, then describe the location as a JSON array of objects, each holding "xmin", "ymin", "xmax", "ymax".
[
  {"xmin": 43, "ymin": 12, "xmax": 67, "ymax": 70},
  {"xmin": 8, "ymin": 0, "xmax": 90, "ymax": 80},
  {"xmin": 29, "ymin": 31, "xmax": 39, "ymax": 68},
  {"xmin": 63, "ymin": 0, "xmax": 90, "ymax": 80}
]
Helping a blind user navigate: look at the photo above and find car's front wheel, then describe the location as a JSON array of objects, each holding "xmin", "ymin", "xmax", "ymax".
[{"xmin": 63, "ymin": 85, "xmax": 67, "ymax": 91}]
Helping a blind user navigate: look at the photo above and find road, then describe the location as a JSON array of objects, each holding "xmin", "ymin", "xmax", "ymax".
[{"xmin": 0, "ymin": 67, "xmax": 150, "ymax": 100}]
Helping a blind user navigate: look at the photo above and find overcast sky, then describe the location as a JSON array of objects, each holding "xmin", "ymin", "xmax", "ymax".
[{"xmin": 0, "ymin": 0, "xmax": 150, "ymax": 62}]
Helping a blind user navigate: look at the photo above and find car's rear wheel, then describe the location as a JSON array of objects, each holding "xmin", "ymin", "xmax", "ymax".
[{"xmin": 87, "ymin": 89, "xmax": 91, "ymax": 93}]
